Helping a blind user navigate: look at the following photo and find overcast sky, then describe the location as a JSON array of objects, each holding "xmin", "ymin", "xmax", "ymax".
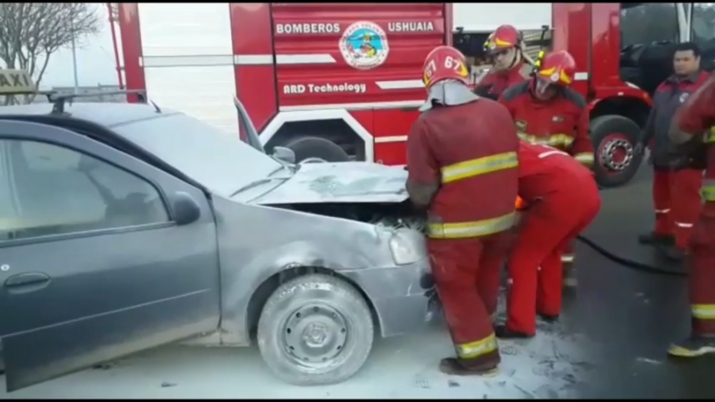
[{"xmin": 40, "ymin": 4, "xmax": 118, "ymax": 89}]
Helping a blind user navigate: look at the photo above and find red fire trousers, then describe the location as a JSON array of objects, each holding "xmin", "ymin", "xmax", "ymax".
[
  {"xmin": 690, "ymin": 207, "xmax": 715, "ymax": 335},
  {"xmin": 506, "ymin": 192, "xmax": 601, "ymax": 335},
  {"xmin": 429, "ymin": 233, "xmax": 512, "ymax": 364},
  {"xmin": 653, "ymin": 168, "xmax": 703, "ymax": 249}
]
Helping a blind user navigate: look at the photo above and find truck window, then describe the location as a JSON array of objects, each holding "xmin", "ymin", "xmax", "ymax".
[
  {"xmin": 621, "ymin": 3, "xmax": 679, "ymax": 47},
  {"xmin": 692, "ymin": 4, "xmax": 715, "ymax": 43},
  {"xmin": 692, "ymin": 3, "xmax": 715, "ymax": 71}
]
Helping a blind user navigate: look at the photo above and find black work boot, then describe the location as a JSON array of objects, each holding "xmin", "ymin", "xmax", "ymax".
[
  {"xmin": 638, "ymin": 232, "xmax": 674, "ymax": 246},
  {"xmin": 538, "ymin": 313, "xmax": 559, "ymax": 323},
  {"xmin": 668, "ymin": 335, "xmax": 715, "ymax": 357},
  {"xmin": 494, "ymin": 324, "xmax": 533, "ymax": 339},
  {"xmin": 657, "ymin": 244, "xmax": 688, "ymax": 261},
  {"xmin": 439, "ymin": 351, "xmax": 500, "ymax": 376}
]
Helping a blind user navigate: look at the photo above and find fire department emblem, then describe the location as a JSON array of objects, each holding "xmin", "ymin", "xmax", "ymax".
[
  {"xmin": 680, "ymin": 92, "xmax": 690, "ymax": 103},
  {"xmin": 550, "ymin": 72, "xmax": 560, "ymax": 82},
  {"xmin": 339, "ymin": 21, "xmax": 390, "ymax": 70}
]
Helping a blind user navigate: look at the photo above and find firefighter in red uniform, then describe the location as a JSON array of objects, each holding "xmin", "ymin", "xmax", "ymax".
[
  {"xmin": 474, "ymin": 24, "xmax": 532, "ymax": 101},
  {"xmin": 667, "ymin": 72, "xmax": 715, "ymax": 357},
  {"xmin": 407, "ymin": 45, "xmax": 519, "ymax": 374},
  {"xmin": 496, "ymin": 141, "xmax": 601, "ymax": 338},
  {"xmin": 636, "ymin": 43, "xmax": 709, "ymax": 261},
  {"xmin": 498, "ymin": 50, "xmax": 594, "ymax": 284}
]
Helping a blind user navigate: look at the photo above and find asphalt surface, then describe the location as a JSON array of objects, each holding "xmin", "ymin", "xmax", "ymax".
[{"xmin": 2, "ymin": 165, "xmax": 715, "ymax": 399}]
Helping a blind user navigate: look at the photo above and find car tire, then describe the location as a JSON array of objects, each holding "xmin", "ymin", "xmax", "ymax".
[
  {"xmin": 257, "ymin": 273, "xmax": 374, "ymax": 386},
  {"xmin": 284, "ymin": 136, "xmax": 350, "ymax": 163},
  {"xmin": 591, "ymin": 115, "xmax": 643, "ymax": 188}
]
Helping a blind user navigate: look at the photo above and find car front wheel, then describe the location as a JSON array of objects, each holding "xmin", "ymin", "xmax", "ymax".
[{"xmin": 257, "ymin": 273, "xmax": 374, "ymax": 386}]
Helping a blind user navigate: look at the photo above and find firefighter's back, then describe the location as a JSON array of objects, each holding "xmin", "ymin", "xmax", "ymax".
[
  {"xmin": 425, "ymin": 98, "xmax": 519, "ymax": 230},
  {"xmin": 518, "ymin": 141, "xmax": 595, "ymax": 200}
]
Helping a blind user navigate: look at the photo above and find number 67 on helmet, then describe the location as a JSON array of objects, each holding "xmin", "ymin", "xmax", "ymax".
[{"xmin": 421, "ymin": 45, "xmax": 470, "ymax": 90}]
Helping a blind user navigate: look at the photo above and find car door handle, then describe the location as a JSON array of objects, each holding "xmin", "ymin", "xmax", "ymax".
[{"xmin": 5, "ymin": 272, "xmax": 51, "ymax": 288}]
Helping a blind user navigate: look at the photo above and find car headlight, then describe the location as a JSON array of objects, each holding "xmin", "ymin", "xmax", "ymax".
[{"xmin": 388, "ymin": 229, "xmax": 426, "ymax": 266}]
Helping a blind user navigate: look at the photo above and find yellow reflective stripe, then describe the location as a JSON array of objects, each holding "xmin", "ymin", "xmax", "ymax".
[
  {"xmin": 574, "ymin": 152, "xmax": 594, "ymax": 165},
  {"xmin": 441, "ymin": 152, "xmax": 518, "ymax": 184},
  {"xmin": 427, "ymin": 212, "xmax": 516, "ymax": 239},
  {"xmin": 456, "ymin": 333, "xmax": 498, "ymax": 359},
  {"xmin": 702, "ymin": 179, "xmax": 715, "ymax": 202},
  {"xmin": 692, "ymin": 304, "xmax": 715, "ymax": 320},
  {"xmin": 518, "ymin": 132, "xmax": 574, "ymax": 148},
  {"xmin": 704, "ymin": 127, "xmax": 715, "ymax": 144}
]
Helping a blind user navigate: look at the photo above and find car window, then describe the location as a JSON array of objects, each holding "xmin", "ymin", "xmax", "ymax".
[
  {"xmin": 621, "ymin": 3, "xmax": 679, "ymax": 47},
  {"xmin": 0, "ymin": 139, "xmax": 169, "ymax": 241}
]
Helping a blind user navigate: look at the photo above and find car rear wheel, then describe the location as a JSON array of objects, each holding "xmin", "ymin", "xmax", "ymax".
[{"xmin": 257, "ymin": 273, "xmax": 374, "ymax": 386}]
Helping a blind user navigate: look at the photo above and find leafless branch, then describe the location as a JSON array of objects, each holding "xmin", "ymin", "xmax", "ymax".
[{"xmin": 0, "ymin": 3, "xmax": 101, "ymax": 104}]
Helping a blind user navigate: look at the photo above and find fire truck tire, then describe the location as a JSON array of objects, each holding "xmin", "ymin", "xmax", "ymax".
[
  {"xmin": 590, "ymin": 115, "xmax": 643, "ymax": 188},
  {"xmin": 256, "ymin": 273, "xmax": 374, "ymax": 386},
  {"xmin": 284, "ymin": 136, "xmax": 350, "ymax": 163}
]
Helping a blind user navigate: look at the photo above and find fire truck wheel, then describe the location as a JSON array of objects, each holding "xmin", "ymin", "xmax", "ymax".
[
  {"xmin": 257, "ymin": 273, "xmax": 374, "ymax": 386},
  {"xmin": 591, "ymin": 115, "xmax": 643, "ymax": 188},
  {"xmin": 284, "ymin": 136, "xmax": 350, "ymax": 163}
]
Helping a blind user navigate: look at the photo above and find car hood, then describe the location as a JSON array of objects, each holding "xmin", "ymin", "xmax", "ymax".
[{"xmin": 248, "ymin": 162, "xmax": 409, "ymax": 204}]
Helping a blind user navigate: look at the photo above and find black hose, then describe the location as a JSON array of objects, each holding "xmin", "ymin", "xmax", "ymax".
[{"xmin": 575, "ymin": 234, "xmax": 687, "ymax": 277}]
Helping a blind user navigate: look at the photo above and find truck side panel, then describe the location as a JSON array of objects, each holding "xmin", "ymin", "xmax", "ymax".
[{"xmin": 272, "ymin": 3, "xmax": 446, "ymax": 110}]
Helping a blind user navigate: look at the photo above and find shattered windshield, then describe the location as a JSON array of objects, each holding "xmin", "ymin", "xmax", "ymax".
[{"xmin": 112, "ymin": 113, "xmax": 284, "ymax": 196}]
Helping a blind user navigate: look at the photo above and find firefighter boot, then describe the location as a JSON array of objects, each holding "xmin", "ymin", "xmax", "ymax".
[
  {"xmin": 657, "ymin": 244, "xmax": 688, "ymax": 262},
  {"xmin": 439, "ymin": 351, "xmax": 501, "ymax": 376},
  {"xmin": 494, "ymin": 324, "xmax": 533, "ymax": 339},
  {"xmin": 668, "ymin": 335, "xmax": 715, "ymax": 357},
  {"xmin": 538, "ymin": 313, "xmax": 559, "ymax": 322},
  {"xmin": 638, "ymin": 232, "xmax": 675, "ymax": 246}
]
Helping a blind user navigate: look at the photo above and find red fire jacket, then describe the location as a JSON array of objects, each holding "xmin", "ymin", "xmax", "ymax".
[
  {"xmin": 407, "ymin": 99, "xmax": 520, "ymax": 239},
  {"xmin": 678, "ymin": 73, "xmax": 715, "ymax": 211},
  {"xmin": 474, "ymin": 60, "xmax": 531, "ymax": 101},
  {"xmin": 517, "ymin": 141, "xmax": 595, "ymax": 202},
  {"xmin": 498, "ymin": 80, "xmax": 594, "ymax": 167}
]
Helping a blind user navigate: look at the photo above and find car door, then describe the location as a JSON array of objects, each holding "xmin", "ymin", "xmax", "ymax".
[{"xmin": 0, "ymin": 120, "xmax": 221, "ymax": 392}]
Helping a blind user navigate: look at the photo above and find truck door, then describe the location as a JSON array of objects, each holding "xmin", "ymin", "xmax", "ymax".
[{"xmin": 0, "ymin": 120, "xmax": 221, "ymax": 392}]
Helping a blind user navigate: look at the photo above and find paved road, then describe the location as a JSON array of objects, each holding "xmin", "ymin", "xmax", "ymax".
[{"xmin": 0, "ymin": 298, "xmax": 600, "ymax": 399}]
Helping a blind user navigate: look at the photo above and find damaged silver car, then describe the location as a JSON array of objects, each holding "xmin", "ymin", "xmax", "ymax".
[{"xmin": 0, "ymin": 94, "xmax": 434, "ymax": 392}]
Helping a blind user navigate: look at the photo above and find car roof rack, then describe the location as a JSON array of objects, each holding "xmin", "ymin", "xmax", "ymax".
[
  {"xmin": 0, "ymin": 69, "xmax": 150, "ymax": 113},
  {"xmin": 48, "ymin": 89, "xmax": 148, "ymax": 114}
]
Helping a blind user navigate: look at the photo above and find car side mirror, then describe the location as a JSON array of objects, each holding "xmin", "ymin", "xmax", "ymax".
[
  {"xmin": 272, "ymin": 146, "xmax": 296, "ymax": 164},
  {"xmin": 171, "ymin": 192, "xmax": 201, "ymax": 226}
]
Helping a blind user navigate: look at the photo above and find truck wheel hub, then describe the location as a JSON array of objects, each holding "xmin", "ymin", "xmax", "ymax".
[
  {"xmin": 282, "ymin": 304, "xmax": 348, "ymax": 365},
  {"xmin": 600, "ymin": 138, "xmax": 633, "ymax": 171}
]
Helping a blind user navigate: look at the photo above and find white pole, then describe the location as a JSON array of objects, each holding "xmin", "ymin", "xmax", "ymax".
[{"xmin": 71, "ymin": 19, "xmax": 79, "ymax": 94}]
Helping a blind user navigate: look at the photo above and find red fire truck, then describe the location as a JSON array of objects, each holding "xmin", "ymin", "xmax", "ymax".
[{"xmin": 108, "ymin": 3, "xmax": 712, "ymax": 188}]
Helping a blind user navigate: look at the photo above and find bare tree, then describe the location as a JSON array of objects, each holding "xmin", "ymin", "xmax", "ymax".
[{"xmin": 0, "ymin": 3, "xmax": 101, "ymax": 104}]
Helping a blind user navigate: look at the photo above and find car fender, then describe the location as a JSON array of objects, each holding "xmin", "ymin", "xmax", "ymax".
[{"xmin": 210, "ymin": 196, "xmax": 399, "ymax": 341}]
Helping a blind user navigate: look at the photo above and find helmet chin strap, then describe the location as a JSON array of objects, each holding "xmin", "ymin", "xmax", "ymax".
[{"xmin": 508, "ymin": 49, "xmax": 522, "ymax": 70}]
